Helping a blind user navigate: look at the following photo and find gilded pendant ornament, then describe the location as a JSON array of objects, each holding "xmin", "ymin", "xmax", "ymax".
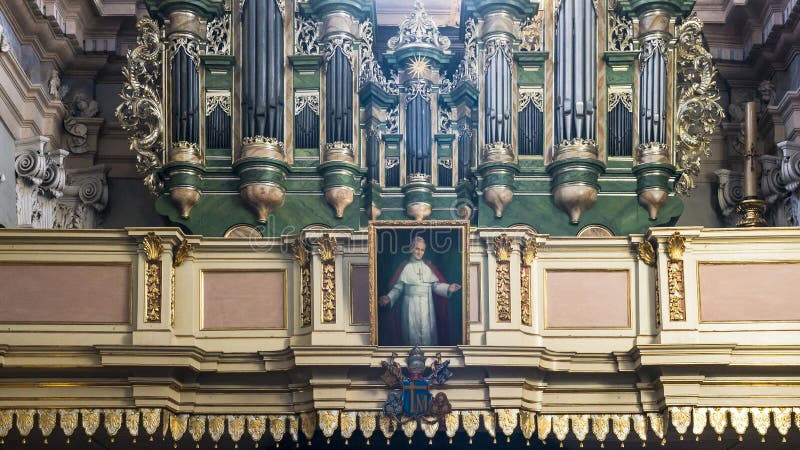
[
  {"xmin": 461, "ymin": 410, "xmax": 479, "ymax": 443},
  {"xmin": 708, "ymin": 407, "xmax": 727, "ymax": 439},
  {"xmin": 247, "ymin": 415, "xmax": 267, "ymax": 446},
  {"xmin": 287, "ymin": 415, "xmax": 298, "ymax": 444},
  {"xmin": 666, "ymin": 232, "xmax": 686, "ymax": 321},
  {"xmin": 143, "ymin": 232, "xmax": 163, "ymax": 322},
  {"xmin": 269, "ymin": 415, "xmax": 286, "ymax": 445},
  {"xmin": 59, "ymin": 409, "xmax": 79, "ymax": 443},
  {"xmin": 494, "ymin": 234, "xmax": 512, "ymax": 322},
  {"xmin": 379, "ymin": 414, "xmax": 397, "ymax": 444},
  {"xmin": 519, "ymin": 410, "xmax": 535, "ymax": 444},
  {"xmin": 420, "ymin": 418, "xmax": 438, "ymax": 443},
  {"xmin": 358, "ymin": 411, "xmax": 377, "ymax": 444},
  {"xmin": 537, "ymin": 414, "xmax": 552, "ymax": 442},
  {"xmin": 728, "ymin": 407, "xmax": 748, "ymax": 439},
  {"xmin": 188, "ymin": 415, "xmax": 206, "ymax": 446},
  {"xmin": 105, "ymin": 409, "xmax": 124, "ymax": 442},
  {"xmin": 482, "ymin": 411, "xmax": 497, "ymax": 443},
  {"xmin": 497, "ymin": 409, "xmax": 518, "ymax": 442},
  {"xmin": 126, "ymin": 409, "xmax": 141, "ymax": 441},
  {"xmin": 444, "ymin": 412, "xmax": 459, "ymax": 443},
  {"xmin": 611, "ymin": 414, "xmax": 630, "ymax": 446},
  {"xmin": 81, "ymin": 409, "xmax": 100, "ymax": 442},
  {"xmin": 631, "ymin": 414, "xmax": 647, "ymax": 442},
  {"xmin": 571, "ymin": 414, "xmax": 589, "ymax": 445},
  {"xmin": 171, "ymin": 414, "xmax": 189, "ymax": 445},
  {"xmin": 318, "ymin": 410, "xmax": 338, "ymax": 442},
  {"xmin": 773, "ymin": 407, "xmax": 791, "ymax": 441},
  {"xmin": 38, "ymin": 409, "xmax": 57, "ymax": 443},
  {"xmin": 228, "ymin": 415, "xmax": 246, "ymax": 447},
  {"xmin": 751, "ymin": 407, "xmax": 770, "ymax": 442},
  {"xmin": 552, "ymin": 415, "xmax": 569, "ymax": 444},
  {"xmin": 674, "ymin": 14, "xmax": 724, "ymax": 195},
  {"xmin": 591, "ymin": 414, "xmax": 610, "ymax": 445},
  {"xmin": 669, "ymin": 407, "xmax": 691, "ymax": 438},
  {"xmin": 142, "ymin": 407, "xmax": 161, "ymax": 440},
  {"xmin": 15, "ymin": 409, "xmax": 34, "ymax": 442},
  {"xmin": 300, "ymin": 412, "xmax": 316, "ymax": 442},
  {"xmin": 692, "ymin": 407, "xmax": 707, "ymax": 439},
  {"xmin": 648, "ymin": 412, "xmax": 665, "ymax": 444},
  {"xmin": 401, "ymin": 419, "xmax": 417, "ymax": 443},
  {"xmin": 115, "ymin": 18, "xmax": 165, "ymax": 195},
  {"xmin": 0, "ymin": 410, "xmax": 11, "ymax": 444},
  {"xmin": 340, "ymin": 411, "xmax": 356, "ymax": 444},
  {"xmin": 208, "ymin": 416, "xmax": 225, "ymax": 448},
  {"xmin": 318, "ymin": 234, "xmax": 337, "ymax": 323},
  {"xmin": 291, "ymin": 239, "xmax": 312, "ymax": 327}
]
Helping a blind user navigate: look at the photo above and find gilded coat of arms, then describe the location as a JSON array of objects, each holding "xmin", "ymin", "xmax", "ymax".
[{"xmin": 381, "ymin": 346, "xmax": 453, "ymax": 422}]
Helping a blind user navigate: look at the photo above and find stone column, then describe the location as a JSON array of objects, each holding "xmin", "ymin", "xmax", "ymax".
[
  {"xmin": 53, "ymin": 165, "xmax": 109, "ymax": 229},
  {"xmin": 14, "ymin": 137, "xmax": 67, "ymax": 228}
]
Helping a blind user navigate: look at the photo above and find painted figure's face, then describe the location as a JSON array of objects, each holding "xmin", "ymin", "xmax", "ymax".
[{"xmin": 412, "ymin": 241, "xmax": 426, "ymax": 260}]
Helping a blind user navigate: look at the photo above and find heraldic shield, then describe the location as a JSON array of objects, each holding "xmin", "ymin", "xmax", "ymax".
[{"xmin": 381, "ymin": 346, "xmax": 453, "ymax": 422}]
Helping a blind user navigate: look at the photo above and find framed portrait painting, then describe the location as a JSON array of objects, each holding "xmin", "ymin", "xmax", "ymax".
[{"xmin": 369, "ymin": 221, "xmax": 469, "ymax": 346}]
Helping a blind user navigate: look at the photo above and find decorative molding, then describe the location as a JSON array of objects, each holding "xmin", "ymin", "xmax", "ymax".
[
  {"xmin": 674, "ymin": 14, "xmax": 724, "ymax": 195},
  {"xmin": 206, "ymin": 13, "xmax": 231, "ymax": 55},
  {"xmin": 116, "ymin": 18, "xmax": 165, "ymax": 196},
  {"xmin": 494, "ymin": 234, "xmax": 512, "ymax": 323},
  {"xmin": 519, "ymin": 11, "xmax": 544, "ymax": 52},
  {"xmin": 291, "ymin": 238, "xmax": 312, "ymax": 327},
  {"xmin": 318, "ymin": 234, "xmax": 336, "ymax": 324},
  {"xmin": 206, "ymin": 91, "xmax": 232, "ymax": 116},
  {"xmin": 666, "ymin": 232, "xmax": 686, "ymax": 321},
  {"xmin": 143, "ymin": 232, "xmax": 163, "ymax": 323}
]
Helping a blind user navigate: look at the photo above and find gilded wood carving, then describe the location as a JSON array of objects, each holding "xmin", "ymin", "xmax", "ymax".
[
  {"xmin": 494, "ymin": 234, "xmax": 512, "ymax": 323},
  {"xmin": 318, "ymin": 235, "xmax": 337, "ymax": 323},
  {"xmin": 666, "ymin": 232, "xmax": 686, "ymax": 321},
  {"xmin": 143, "ymin": 232, "xmax": 163, "ymax": 322},
  {"xmin": 291, "ymin": 239, "xmax": 312, "ymax": 327}
]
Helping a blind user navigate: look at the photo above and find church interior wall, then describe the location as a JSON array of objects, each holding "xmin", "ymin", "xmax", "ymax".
[{"xmin": 0, "ymin": 119, "xmax": 16, "ymax": 227}]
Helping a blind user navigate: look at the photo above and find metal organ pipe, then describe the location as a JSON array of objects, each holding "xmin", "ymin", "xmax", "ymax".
[{"xmin": 326, "ymin": 48, "xmax": 353, "ymax": 144}]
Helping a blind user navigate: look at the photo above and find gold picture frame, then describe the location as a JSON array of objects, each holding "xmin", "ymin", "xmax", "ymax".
[{"xmin": 368, "ymin": 220, "xmax": 470, "ymax": 346}]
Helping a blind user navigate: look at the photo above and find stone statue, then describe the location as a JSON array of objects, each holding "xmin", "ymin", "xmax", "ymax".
[
  {"xmin": 757, "ymin": 80, "xmax": 776, "ymax": 110},
  {"xmin": 0, "ymin": 23, "xmax": 11, "ymax": 54},
  {"xmin": 48, "ymin": 70, "xmax": 61, "ymax": 99},
  {"xmin": 69, "ymin": 91, "xmax": 99, "ymax": 118}
]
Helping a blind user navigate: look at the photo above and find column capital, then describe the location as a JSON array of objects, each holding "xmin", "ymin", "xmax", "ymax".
[
  {"xmin": 145, "ymin": 0, "xmax": 224, "ymax": 23},
  {"xmin": 618, "ymin": 0, "xmax": 694, "ymax": 26}
]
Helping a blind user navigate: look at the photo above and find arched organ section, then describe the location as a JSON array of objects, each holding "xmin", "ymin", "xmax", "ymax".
[{"xmin": 117, "ymin": 0, "xmax": 720, "ymax": 236}]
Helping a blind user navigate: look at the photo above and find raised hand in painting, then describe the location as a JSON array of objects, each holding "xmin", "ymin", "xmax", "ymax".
[{"xmin": 448, "ymin": 283, "xmax": 461, "ymax": 294}]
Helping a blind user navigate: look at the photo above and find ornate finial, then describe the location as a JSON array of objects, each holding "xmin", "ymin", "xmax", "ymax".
[
  {"xmin": 521, "ymin": 237, "xmax": 537, "ymax": 266},
  {"xmin": 143, "ymin": 232, "xmax": 163, "ymax": 262},
  {"xmin": 494, "ymin": 234, "xmax": 512, "ymax": 262},
  {"xmin": 387, "ymin": 0, "xmax": 451, "ymax": 52},
  {"xmin": 666, "ymin": 232, "xmax": 685, "ymax": 261}
]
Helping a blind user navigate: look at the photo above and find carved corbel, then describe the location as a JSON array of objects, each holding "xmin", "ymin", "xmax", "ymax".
[
  {"xmin": 779, "ymin": 141, "xmax": 800, "ymax": 193},
  {"xmin": 714, "ymin": 169, "xmax": 744, "ymax": 226},
  {"xmin": 54, "ymin": 166, "xmax": 109, "ymax": 229},
  {"xmin": 493, "ymin": 234, "xmax": 512, "ymax": 323}
]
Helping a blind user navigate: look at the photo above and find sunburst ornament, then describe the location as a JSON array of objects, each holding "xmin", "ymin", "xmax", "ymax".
[{"xmin": 407, "ymin": 56, "xmax": 430, "ymax": 79}]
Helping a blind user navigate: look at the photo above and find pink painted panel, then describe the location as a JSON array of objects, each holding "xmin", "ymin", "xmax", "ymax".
[
  {"xmin": 0, "ymin": 264, "xmax": 130, "ymax": 323},
  {"xmin": 351, "ymin": 265, "xmax": 370, "ymax": 324},
  {"xmin": 545, "ymin": 270, "xmax": 630, "ymax": 328},
  {"xmin": 203, "ymin": 271, "xmax": 285, "ymax": 329},
  {"xmin": 699, "ymin": 263, "xmax": 800, "ymax": 322},
  {"xmin": 469, "ymin": 264, "xmax": 480, "ymax": 322}
]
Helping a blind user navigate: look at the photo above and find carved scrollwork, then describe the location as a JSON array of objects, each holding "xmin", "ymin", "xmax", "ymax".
[
  {"xmin": 405, "ymin": 79, "xmax": 431, "ymax": 103},
  {"xmin": 116, "ymin": 18, "xmax": 165, "ymax": 196},
  {"xmin": 666, "ymin": 232, "xmax": 686, "ymax": 321},
  {"xmin": 168, "ymin": 36, "xmax": 201, "ymax": 70},
  {"xmin": 519, "ymin": 89, "xmax": 544, "ymax": 112},
  {"xmin": 608, "ymin": 88, "xmax": 633, "ymax": 112},
  {"xmin": 206, "ymin": 91, "xmax": 232, "ymax": 116},
  {"xmin": 294, "ymin": 11, "xmax": 320, "ymax": 55},
  {"xmin": 674, "ymin": 14, "xmax": 725, "ymax": 195},
  {"xmin": 387, "ymin": 0, "xmax": 450, "ymax": 52},
  {"xmin": 521, "ymin": 237, "xmax": 537, "ymax": 327},
  {"xmin": 206, "ymin": 13, "xmax": 231, "ymax": 55},
  {"xmin": 608, "ymin": 11, "xmax": 634, "ymax": 51},
  {"xmin": 385, "ymin": 106, "xmax": 399, "ymax": 134},
  {"xmin": 494, "ymin": 234, "xmax": 512, "ymax": 323},
  {"xmin": 640, "ymin": 36, "xmax": 667, "ymax": 63},
  {"xmin": 291, "ymin": 238, "xmax": 312, "ymax": 327},
  {"xmin": 143, "ymin": 232, "xmax": 163, "ymax": 322},
  {"xmin": 520, "ymin": 11, "xmax": 544, "ymax": 52},
  {"xmin": 484, "ymin": 37, "xmax": 513, "ymax": 72},
  {"xmin": 294, "ymin": 90, "xmax": 319, "ymax": 116},
  {"xmin": 453, "ymin": 19, "xmax": 479, "ymax": 86}
]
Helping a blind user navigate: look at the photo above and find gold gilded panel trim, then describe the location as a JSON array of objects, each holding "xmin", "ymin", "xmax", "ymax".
[
  {"xmin": 318, "ymin": 234, "xmax": 337, "ymax": 324},
  {"xmin": 291, "ymin": 239, "xmax": 312, "ymax": 327},
  {"xmin": 143, "ymin": 232, "xmax": 163, "ymax": 323},
  {"xmin": 521, "ymin": 237, "xmax": 537, "ymax": 327},
  {"xmin": 494, "ymin": 234, "xmax": 512, "ymax": 323},
  {"xmin": 666, "ymin": 232, "xmax": 686, "ymax": 321}
]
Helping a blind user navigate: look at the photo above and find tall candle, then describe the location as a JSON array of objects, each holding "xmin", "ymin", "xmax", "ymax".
[{"xmin": 743, "ymin": 100, "xmax": 759, "ymax": 198}]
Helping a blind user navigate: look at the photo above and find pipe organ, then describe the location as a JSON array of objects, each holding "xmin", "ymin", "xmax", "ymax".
[{"xmin": 118, "ymin": 0, "xmax": 720, "ymax": 236}]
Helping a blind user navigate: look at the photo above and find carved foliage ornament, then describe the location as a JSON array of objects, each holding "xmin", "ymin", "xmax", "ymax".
[
  {"xmin": 291, "ymin": 238, "xmax": 312, "ymax": 327},
  {"xmin": 387, "ymin": 0, "xmax": 451, "ymax": 52},
  {"xmin": 206, "ymin": 13, "xmax": 231, "ymax": 55},
  {"xmin": 318, "ymin": 234, "xmax": 337, "ymax": 323},
  {"xmin": 294, "ymin": 91, "xmax": 319, "ymax": 116},
  {"xmin": 206, "ymin": 91, "xmax": 232, "ymax": 117},
  {"xmin": 168, "ymin": 36, "xmax": 200, "ymax": 71},
  {"xmin": 116, "ymin": 18, "xmax": 165, "ymax": 196},
  {"xmin": 359, "ymin": 19, "xmax": 398, "ymax": 95},
  {"xmin": 294, "ymin": 11, "xmax": 319, "ymax": 55},
  {"xmin": 674, "ymin": 14, "xmax": 724, "ymax": 195},
  {"xmin": 608, "ymin": 89, "xmax": 633, "ymax": 112},
  {"xmin": 143, "ymin": 232, "xmax": 163, "ymax": 322},
  {"xmin": 453, "ymin": 19, "xmax": 479, "ymax": 86},
  {"xmin": 520, "ymin": 89, "xmax": 544, "ymax": 112},
  {"xmin": 520, "ymin": 11, "xmax": 544, "ymax": 52},
  {"xmin": 521, "ymin": 237, "xmax": 537, "ymax": 326},
  {"xmin": 494, "ymin": 234, "xmax": 512, "ymax": 323},
  {"xmin": 666, "ymin": 232, "xmax": 686, "ymax": 321},
  {"xmin": 608, "ymin": 11, "xmax": 634, "ymax": 51}
]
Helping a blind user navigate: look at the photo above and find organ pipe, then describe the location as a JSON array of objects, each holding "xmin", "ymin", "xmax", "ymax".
[{"xmin": 326, "ymin": 47, "xmax": 353, "ymax": 144}]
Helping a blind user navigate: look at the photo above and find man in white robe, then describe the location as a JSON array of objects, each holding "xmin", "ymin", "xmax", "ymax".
[{"xmin": 379, "ymin": 237, "xmax": 461, "ymax": 346}]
